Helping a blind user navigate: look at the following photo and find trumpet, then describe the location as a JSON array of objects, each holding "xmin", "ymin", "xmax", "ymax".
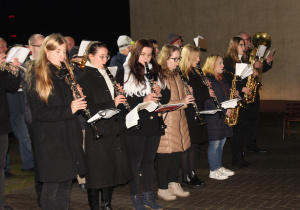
[{"xmin": 0, "ymin": 62, "xmax": 27, "ymax": 77}]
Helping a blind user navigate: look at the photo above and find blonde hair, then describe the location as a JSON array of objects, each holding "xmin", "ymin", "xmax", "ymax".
[
  {"xmin": 179, "ymin": 44, "xmax": 201, "ymax": 80},
  {"xmin": 202, "ymin": 54, "xmax": 223, "ymax": 80},
  {"xmin": 157, "ymin": 44, "xmax": 180, "ymax": 78},
  {"xmin": 27, "ymin": 33, "xmax": 73, "ymax": 103}
]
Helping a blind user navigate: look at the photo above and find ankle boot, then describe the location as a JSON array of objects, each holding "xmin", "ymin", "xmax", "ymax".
[
  {"xmin": 189, "ymin": 171, "xmax": 206, "ymax": 188},
  {"xmin": 101, "ymin": 199, "xmax": 112, "ymax": 210},
  {"xmin": 131, "ymin": 194, "xmax": 146, "ymax": 210},
  {"xmin": 182, "ymin": 172, "xmax": 202, "ymax": 189},
  {"xmin": 101, "ymin": 187, "xmax": 113, "ymax": 210},
  {"xmin": 142, "ymin": 191, "xmax": 163, "ymax": 210},
  {"xmin": 88, "ymin": 189, "xmax": 100, "ymax": 210}
]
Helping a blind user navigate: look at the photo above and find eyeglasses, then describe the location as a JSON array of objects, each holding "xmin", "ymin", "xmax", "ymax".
[
  {"xmin": 31, "ymin": 44, "xmax": 42, "ymax": 48},
  {"xmin": 169, "ymin": 57, "xmax": 181, "ymax": 62},
  {"xmin": 140, "ymin": 53, "xmax": 152, "ymax": 58},
  {"xmin": 99, "ymin": 55, "xmax": 110, "ymax": 60},
  {"xmin": 243, "ymin": 38, "xmax": 251, "ymax": 43},
  {"xmin": 239, "ymin": 44, "xmax": 246, "ymax": 47}
]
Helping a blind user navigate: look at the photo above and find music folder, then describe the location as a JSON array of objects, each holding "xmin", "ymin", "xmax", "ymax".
[
  {"xmin": 87, "ymin": 108, "xmax": 120, "ymax": 123},
  {"xmin": 154, "ymin": 103, "xmax": 184, "ymax": 113}
]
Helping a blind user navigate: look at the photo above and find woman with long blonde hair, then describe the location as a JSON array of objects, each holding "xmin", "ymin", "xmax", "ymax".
[
  {"xmin": 26, "ymin": 33, "xmax": 87, "ymax": 209},
  {"xmin": 179, "ymin": 44, "xmax": 213, "ymax": 189}
]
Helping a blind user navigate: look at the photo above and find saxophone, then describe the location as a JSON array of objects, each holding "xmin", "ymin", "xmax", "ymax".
[
  {"xmin": 243, "ymin": 74, "xmax": 261, "ymax": 104},
  {"xmin": 224, "ymin": 72, "xmax": 245, "ymax": 127}
]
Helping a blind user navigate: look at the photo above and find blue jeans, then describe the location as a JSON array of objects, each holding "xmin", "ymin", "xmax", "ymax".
[{"xmin": 208, "ymin": 138, "xmax": 226, "ymax": 171}]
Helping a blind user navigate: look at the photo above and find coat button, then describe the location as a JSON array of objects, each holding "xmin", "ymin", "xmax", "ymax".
[
  {"xmin": 115, "ymin": 133, "xmax": 120, "ymax": 137},
  {"xmin": 117, "ymin": 147, "xmax": 122, "ymax": 152},
  {"xmin": 150, "ymin": 116, "xmax": 153, "ymax": 120}
]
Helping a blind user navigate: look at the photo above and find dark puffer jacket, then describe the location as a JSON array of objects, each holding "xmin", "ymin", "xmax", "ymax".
[{"xmin": 205, "ymin": 74, "xmax": 233, "ymax": 141}]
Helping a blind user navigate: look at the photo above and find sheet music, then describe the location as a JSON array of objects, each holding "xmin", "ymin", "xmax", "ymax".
[
  {"xmin": 221, "ymin": 98, "xmax": 240, "ymax": 109},
  {"xmin": 193, "ymin": 35, "xmax": 204, "ymax": 47},
  {"xmin": 126, "ymin": 101, "xmax": 158, "ymax": 129},
  {"xmin": 6, "ymin": 47, "xmax": 30, "ymax": 64},
  {"xmin": 87, "ymin": 108, "xmax": 120, "ymax": 123},
  {"xmin": 78, "ymin": 40, "xmax": 92, "ymax": 56},
  {"xmin": 200, "ymin": 109, "xmax": 222, "ymax": 115},
  {"xmin": 236, "ymin": 63, "xmax": 253, "ymax": 79},
  {"xmin": 256, "ymin": 45, "xmax": 267, "ymax": 58},
  {"xmin": 108, "ymin": 66, "xmax": 118, "ymax": 77}
]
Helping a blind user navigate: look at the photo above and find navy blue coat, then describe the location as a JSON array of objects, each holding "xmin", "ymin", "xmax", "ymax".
[{"xmin": 205, "ymin": 74, "xmax": 233, "ymax": 141}]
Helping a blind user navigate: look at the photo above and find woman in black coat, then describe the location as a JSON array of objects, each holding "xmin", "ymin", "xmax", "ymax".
[
  {"xmin": 179, "ymin": 44, "xmax": 212, "ymax": 188},
  {"xmin": 26, "ymin": 33, "xmax": 87, "ymax": 209},
  {"xmin": 202, "ymin": 54, "xmax": 234, "ymax": 180},
  {"xmin": 77, "ymin": 42, "xmax": 133, "ymax": 210},
  {"xmin": 115, "ymin": 39, "xmax": 170, "ymax": 210}
]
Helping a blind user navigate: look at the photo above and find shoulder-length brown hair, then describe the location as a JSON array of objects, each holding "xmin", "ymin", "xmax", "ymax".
[
  {"xmin": 224, "ymin": 37, "xmax": 244, "ymax": 63},
  {"xmin": 157, "ymin": 44, "xmax": 180, "ymax": 78},
  {"xmin": 128, "ymin": 39, "xmax": 164, "ymax": 86},
  {"xmin": 27, "ymin": 33, "xmax": 73, "ymax": 103}
]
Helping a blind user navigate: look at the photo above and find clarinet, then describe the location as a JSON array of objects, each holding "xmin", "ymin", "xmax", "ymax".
[
  {"xmin": 196, "ymin": 64, "xmax": 225, "ymax": 119},
  {"xmin": 60, "ymin": 62, "xmax": 103, "ymax": 141},
  {"xmin": 145, "ymin": 63, "xmax": 167, "ymax": 130},
  {"xmin": 103, "ymin": 65, "xmax": 141, "ymax": 131},
  {"xmin": 176, "ymin": 66, "xmax": 206, "ymax": 126}
]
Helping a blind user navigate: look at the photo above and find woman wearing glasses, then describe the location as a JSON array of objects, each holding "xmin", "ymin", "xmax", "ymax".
[
  {"xmin": 77, "ymin": 42, "xmax": 133, "ymax": 210},
  {"xmin": 116, "ymin": 39, "xmax": 170, "ymax": 210},
  {"xmin": 179, "ymin": 44, "xmax": 212, "ymax": 189},
  {"xmin": 223, "ymin": 37, "xmax": 251, "ymax": 169},
  {"xmin": 26, "ymin": 33, "xmax": 87, "ymax": 209},
  {"xmin": 155, "ymin": 44, "xmax": 193, "ymax": 201}
]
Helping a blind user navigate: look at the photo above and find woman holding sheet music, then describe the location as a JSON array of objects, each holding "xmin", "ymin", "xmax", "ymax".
[
  {"xmin": 26, "ymin": 33, "xmax": 87, "ymax": 209},
  {"xmin": 115, "ymin": 39, "xmax": 170, "ymax": 210},
  {"xmin": 223, "ymin": 37, "xmax": 252, "ymax": 168},
  {"xmin": 155, "ymin": 44, "xmax": 193, "ymax": 201},
  {"xmin": 202, "ymin": 54, "xmax": 234, "ymax": 180},
  {"xmin": 77, "ymin": 41, "xmax": 133, "ymax": 210},
  {"xmin": 179, "ymin": 44, "xmax": 211, "ymax": 189}
]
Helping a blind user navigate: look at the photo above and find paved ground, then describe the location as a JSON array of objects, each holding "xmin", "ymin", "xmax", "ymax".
[{"xmin": 4, "ymin": 112, "xmax": 300, "ymax": 210}]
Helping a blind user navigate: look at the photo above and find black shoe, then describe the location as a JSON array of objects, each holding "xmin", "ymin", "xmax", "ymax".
[
  {"xmin": 4, "ymin": 171, "xmax": 13, "ymax": 179},
  {"xmin": 101, "ymin": 200, "xmax": 112, "ymax": 210},
  {"xmin": 182, "ymin": 172, "xmax": 205, "ymax": 189},
  {"xmin": 79, "ymin": 184, "xmax": 87, "ymax": 193},
  {"xmin": 232, "ymin": 159, "xmax": 250, "ymax": 168},
  {"xmin": 189, "ymin": 171, "xmax": 206, "ymax": 187},
  {"xmin": 251, "ymin": 147, "xmax": 267, "ymax": 153},
  {"xmin": 3, "ymin": 205, "xmax": 13, "ymax": 210}
]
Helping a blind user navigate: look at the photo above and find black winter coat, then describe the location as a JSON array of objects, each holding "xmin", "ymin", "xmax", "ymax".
[
  {"xmin": 185, "ymin": 68, "xmax": 210, "ymax": 144},
  {"xmin": 205, "ymin": 74, "xmax": 233, "ymax": 141},
  {"xmin": 0, "ymin": 71, "xmax": 20, "ymax": 135},
  {"xmin": 77, "ymin": 65, "xmax": 133, "ymax": 189},
  {"xmin": 27, "ymin": 64, "xmax": 87, "ymax": 182}
]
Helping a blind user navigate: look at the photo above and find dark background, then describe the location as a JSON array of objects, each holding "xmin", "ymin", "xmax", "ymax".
[{"xmin": 1, "ymin": 0, "xmax": 130, "ymax": 57}]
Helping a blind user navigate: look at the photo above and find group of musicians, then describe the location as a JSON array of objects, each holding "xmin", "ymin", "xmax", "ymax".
[{"xmin": 0, "ymin": 31, "xmax": 273, "ymax": 210}]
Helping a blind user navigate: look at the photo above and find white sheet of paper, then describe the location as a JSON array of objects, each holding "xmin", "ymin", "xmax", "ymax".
[
  {"xmin": 200, "ymin": 109, "xmax": 222, "ymax": 115},
  {"xmin": 6, "ymin": 47, "xmax": 30, "ymax": 64},
  {"xmin": 256, "ymin": 45, "xmax": 267, "ymax": 58},
  {"xmin": 87, "ymin": 108, "xmax": 120, "ymax": 123},
  {"xmin": 193, "ymin": 35, "xmax": 204, "ymax": 47},
  {"xmin": 235, "ymin": 63, "xmax": 248, "ymax": 76},
  {"xmin": 126, "ymin": 101, "xmax": 158, "ymax": 129},
  {"xmin": 221, "ymin": 98, "xmax": 240, "ymax": 109},
  {"xmin": 240, "ymin": 65, "xmax": 253, "ymax": 79},
  {"xmin": 78, "ymin": 40, "xmax": 92, "ymax": 56},
  {"xmin": 108, "ymin": 66, "xmax": 118, "ymax": 77}
]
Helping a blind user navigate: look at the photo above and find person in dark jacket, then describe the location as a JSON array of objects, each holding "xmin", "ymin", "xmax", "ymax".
[
  {"xmin": 202, "ymin": 54, "xmax": 234, "ymax": 180},
  {"xmin": 0, "ymin": 51, "xmax": 20, "ymax": 210},
  {"xmin": 26, "ymin": 33, "xmax": 87, "ymax": 209},
  {"xmin": 77, "ymin": 41, "xmax": 134, "ymax": 210},
  {"xmin": 179, "ymin": 44, "xmax": 212, "ymax": 188},
  {"xmin": 115, "ymin": 39, "xmax": 170, "ymax": 210}
]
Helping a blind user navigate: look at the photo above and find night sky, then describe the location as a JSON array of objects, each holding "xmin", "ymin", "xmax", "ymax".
[{"xmin": 2, "ymin": 0, "xmax": 130, "ymax": 56}]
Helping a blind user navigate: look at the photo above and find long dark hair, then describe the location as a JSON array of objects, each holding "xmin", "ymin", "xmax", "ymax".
[{"xmin": 128, "ymin": 39, "xmax": 164, "ymax": 86}]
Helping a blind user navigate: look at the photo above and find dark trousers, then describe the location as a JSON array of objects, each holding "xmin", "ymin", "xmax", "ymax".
[
  {"xmin": 230, "ymin": 109, "xmax": 247, "ymax": 164},
  {"xmin": 41, "ymin": 180, "xmax": 72, "ymax": 210},
  {"xmin": 245, "ymin": 99, "xmax": 260, "ymax": 150},
  {"xmin": 87, "ymin": 187, "xmax": 114, "ymax": 210},
  {"xmin": 0, "ymin": 134, "xmax": 8, "ymax": 208},
  {"xmin": 124, "ymin": 135, "xmax": 160, "ymax": 195},
  {"xmin": 157, "ymin": 152, "xmax": 182, "ymax": 189}
]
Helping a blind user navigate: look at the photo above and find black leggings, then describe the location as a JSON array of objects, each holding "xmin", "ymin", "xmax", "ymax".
[{"xmin": 181, "ymin": 144, "xmax": 198, "ymax": 174}]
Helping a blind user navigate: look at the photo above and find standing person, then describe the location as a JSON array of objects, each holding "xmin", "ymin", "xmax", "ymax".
[
  {"xmin": 64, "ymin": 36, "xmax": 75, "ymax": 53},
  {"xmin": 237, "ymin": 31, "xmax": 273, "ymax": 154},
  {"xmin": 26, "ymin": 33, "xmax": 87, "ymax": 209},
  {"xmin": 202, "ymin": 54, "xmax": 234, "ymax": 180},
  {"xmin": 179, "ymin": 44, "xmax": 211, "ymax": 188},
  {"xmin": 167, "ymin": 34, "xmax": 183, "ymax": 48},
  {"xmin": 155, "ymin": 44, "xmax": 192, "ymax": 201},
  {"xmin": 223, "ymin": 37, "xmax": 252, "ymax": 168},
  {"xmin": 109, "ymin": 35, "xmax": 134, "ymax": 71},
  {"xmin": 77, "ymin": 41, "xmax": 134, "ymax": 210},
  {"xmin": 149, "ymin": 39, "xmax": 159, "ymax": 57},
  {"xmin": 116, "ymin": 39, "xmax": 170, "ymax": 210},
  {"xmin": 0, "ymin": 50, "xmax": 20, "ymax": 210}
]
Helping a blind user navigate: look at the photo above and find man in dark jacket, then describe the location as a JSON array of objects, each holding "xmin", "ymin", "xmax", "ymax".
[{"xmin": 0, "ymin": 48, "xmax": 21, "ymax": 210}]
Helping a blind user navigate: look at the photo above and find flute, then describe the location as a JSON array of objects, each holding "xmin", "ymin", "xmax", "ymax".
[
  {"xmin": 145, "ymin": 62, "xmax": 167, "ymax": 130},
  {"xmin": 176, "ymin": 66, "xmax": 206, "ymax": 126},
  {"xmin": 60, "ymin": 62, "xmax": 103, "ymax": 141},
  {"xmin": 196, "ymin": 64, "xmax": 225, "ymax": 119},
  {"xmin": 103, "ymin": 65, "xmax": 141, "ymax": 131}
]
